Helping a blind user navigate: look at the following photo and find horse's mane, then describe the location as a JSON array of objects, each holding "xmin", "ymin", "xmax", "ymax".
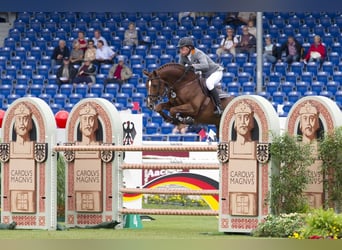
[{"xmin": 157, "ymin": 63, "xmax": 185, "ymax": 72}]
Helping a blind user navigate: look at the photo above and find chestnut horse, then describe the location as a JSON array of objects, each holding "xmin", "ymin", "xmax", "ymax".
[{"xmin": 143, "ymin": 63, "xmax": 234, "ymax": 136}]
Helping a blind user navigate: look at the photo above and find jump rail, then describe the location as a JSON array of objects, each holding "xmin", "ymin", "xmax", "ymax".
[
  {"xmin": 120, "ymin": 208, "xmax": 219, "ymax": 216},
  {"xmin": 54, "ymin": 145, "xmax": 218, "ymax": 152},
  {"xmin": 120, "ymin": 188, "xmax": 219, "ymax": 195},
  {"xmin": 121, "ymin": 163, "xmax": 219, "ymax": 170}
]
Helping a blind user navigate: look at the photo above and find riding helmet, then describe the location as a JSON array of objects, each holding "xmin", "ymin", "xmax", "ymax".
[{"xmin": 177, "ymin": 37, "xmax": 194, "ymax": 48}]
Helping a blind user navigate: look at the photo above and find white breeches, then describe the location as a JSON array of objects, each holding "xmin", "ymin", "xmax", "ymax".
[{"xmin": 206, "ymin": 70, "xmax": 223, "ymax": 91}]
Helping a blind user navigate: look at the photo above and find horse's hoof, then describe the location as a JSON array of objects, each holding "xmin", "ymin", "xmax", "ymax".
[{"xmin": 183, "ymin": 117, "xmax": 194, "ymax": 124}]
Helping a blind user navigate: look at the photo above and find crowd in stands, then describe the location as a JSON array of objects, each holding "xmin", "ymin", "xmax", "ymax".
[{"xmin": 1, "ymin": 11, "xmax": 342, "ymax": 140}]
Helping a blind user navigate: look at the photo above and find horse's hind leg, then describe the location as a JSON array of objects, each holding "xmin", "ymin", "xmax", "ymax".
[{"xmin": 170, "ymin": 104, "xmax": 198, "ymax": 124}]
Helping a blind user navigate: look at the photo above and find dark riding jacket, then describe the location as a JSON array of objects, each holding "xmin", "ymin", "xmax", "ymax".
[{"xmin": 178, "ymin": 48, "xmax": 223, "ymax": 78}]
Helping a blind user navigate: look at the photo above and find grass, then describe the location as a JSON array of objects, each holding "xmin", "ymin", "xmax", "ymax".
[{"xmin": 0, "ymin": 215, "xmax": 251, "ymax": 239}]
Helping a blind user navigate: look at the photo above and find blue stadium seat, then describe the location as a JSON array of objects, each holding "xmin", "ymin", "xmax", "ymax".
[
  {"xmin": 237, "ymin": 72, "xmax": 251, "ymax": 84},
  {"xmin": 290, "ymin": 61, "xmax": 304, "ymax": 75},
  {"xmin": 301, "ymin": 72, "xmax": 313, "ymax": 83},
  {"xmin": 130, "ymin": 54, "xmax": 143, "ymax": 66},
  {"xmin": 59, "ymin": 84, "xmax": 73, "ymax": 96},
  {"xmin": 131, "ymin": 92, "xmax": 145, "ymax": 106},
  {"xmin": 316, "ymin": 71, "xmax": 330, "ymax": 84},
  {"xmin": 151, "ymin": 112, "xmax": 164, "ymax": 125},
  {"xmin": 327, "ymin": 24, "xmax": 340, "ymax": 37},
  {"xmin": 75, "ymin": 19, "xmax": 88, "ymax": 31},
  {"xmin": 326, "ymin": 80, "xmax": 340, "ymax": 93},
  {"xmin": 115, "ymin": 27, "xmax": 126, "ymax": 40},
  {"xmin": 105, "ymin": 83, "xmax": 120, "ymax": 96},
  {"xmin": 296, "ymin": 81, "xmax": 310, "ymax": 95},
  {"xmin": 13, "ymin": 21, "xmax": 26, "ymax": 32},
  {"xmin": 14, "ymin": 83, "xmax": 28, "ymax": 97},
  {"xmin": 160, "ymin": 26, "xmax": 173, "ymax": 40},
  {"xmin": 115, "ymin": 92, "xmax": 129, "ymax": 107},
  {"xmin": 332, "ymin": 42, "xmax": 342, "ymax": 54},
  {"xmin": 304, "ymin": 15, "xmax": 317, "ymax": 28},
  {"xmin": 335, "ymin": 90, "xmax": 342, "ymax": 103},
  {"xmin": 49, "ymin": 103, "xmax": 62, "ymax": 114},
  {"xmin": 7, "ymin": 94, "xmax": 21, "ymax": 104},
  {"xmin": 150, "ymin": 45, "xmax": 162, "ymax": 57},
  {"xmin": 53, "ymin": 93, "xmax": 67, "ymax": 106},
  {"xmin": 15, "ymin": 46, "xmax": 27, "ymax": 59},
  {"xmin": 272, "ymin": 91, "xmax": 285, "ymax": 104},
  {"xmin": 38, "ymin": 93, "xmax": 52, "ymax": 104},
  {"xmin": 165, "ymin": 17, "xmax": 178, "ymax": 30},
  {"xmin": 287, "ymin": 91, "xmax": 302, "ymax": 103},
  {"xmin": 0, "ymin": 84, "xmax": 13, "ymax": 97},
  {"xmin": 69, "ymin": 93, "xmax": 83, "ymax": 105},
  {"xmin": 41, "ymin": 28, "xmax": 53, "ymax": 41},
  {"xmin": 274, "ymin": 62, "xmax": 287, "ymax": 75},
  {"xmin": 74, "ymin": 84, "xmax": 88, "ymax": 97},
  {"xmin": 136, "ymin": 83, "xmax": 147, "ymax": 96},
  {"xmin": 60, "ymin": 19, "xmax": 73, "ymax": 32},
  {"xmin": 121, "ymin": 83, "xmax": 135, "ymax": 96},
  {"xmin": 105, "ymin": 18, "xmax": 118, "ymax": 31},
  {"xmin": 150, "ymin": 17, "xmax": 163, "ymax": 31},
  {"xmin": 146, "ymin": 26, "xmax": 157, "ymax": 41},
  {"xmin": 283, "ymin": 24, "xmax": 295, "ymax": 36},
  {"xmin": 304, "ymin": 90, "xmax": 318, "ymax": 96},
  {"xmin": 4, "ymin": 38, "xmax": 16, "ymax": 50},
  {"xmin": 322, "ymin": 61, "xmax": 335, "ymax": 75},
  {"xmin": 99, "ymin": 93, "xmax": 113, "ymax": 102},
  {"xmin": 327, "ymin": 52, "xmax": 340, "ymax": 66},
  {"xmin": 319, "ymin": 14, "xmax": 332, "ymax": 28},
  {"xmin": 191, "ymin": 26, "xmax": 203, "ymax": 40},
  {"xmin": 89, "ymin": 19, "xmax": 102, "ymax": 30},
  {"xmin": 10, "ymin": 56, "xmax": 23, "ymax": 69},
  {"xmin": 288, "ymin": 15, "xmax": 301, "ymax": 29},
  {"xmin": 5, "ymin": 65, "xmax": 18, "ymax": 78},
  {"xmin": 285, "ymin": 71, "xmax": 298, "ymax": 83},
  {"xmin": 306, "ymin": 61, "xmax": 319, "ymax": 75},
  {"xmin": 63, "ymin": 103, "xmax": 74, "ymax": 112},
  {"xmin": 273, "ymin": 15, "xmax": 285, "ymax": 29},
  {"xmin": 311, "ymin": 81, "xmax": 324, "ymax": 93},
  {"xmin": 90, "ymin": 83, "xmax": 104, "ymax": 96},
  {"xmin": 222, "ymin": 72, "xmax": 236, "ymax": 84},
  {"xmin": 211, "ymin": 16, "xmax": 224, "ymax": 30},
  {"xmin": 95, "ymin": 74, "xmax": 106, "ymax": 85},
  {"xmin": 280, "ymin": 81, "xmax": 295, "ymax": 94},
  {"xmin": 176, "ymin": 26, "xmax": 188, "ymax": 37},
  {"xmin": 44, "ymin": 84, "xmax": 59, "ymax": 96},
  {"xmin": 132, "ymin": 64, "xmax": 144, "ymax": 77},
  {"xmin": 227, "ymin": 63, "xmax": 239, "ymax": 75},
  {"xmin": 180, "ymin": 17, "xmax": 194, "ymax": 30},
  {"xmin": 242, "ymin": 81, "xmax": 255, "ymax": 93},
  {"xmin": 265, "ymin": 81, "xmax": 279, "ymax": 95},
  {"xmin": 145, "ymin": 122, "xmax": 160, "ymax": 134},
  {"xmin": 333, "ymin": 71, "xmax": 342, "ymax": 83},
  {"xmin": 55, "ymin": 28, "xmax": 68, "ymax": 40},
  {"xmin": 16, "ymin": 75, "xmax": 29, "ymax": 85},
  {"xmin": 227, "ymin": 82, "xmax": 241, "ymax": 93},
  {"xmin": 160, "ymin": 122, "xmax": 174, "ymax": 134}
]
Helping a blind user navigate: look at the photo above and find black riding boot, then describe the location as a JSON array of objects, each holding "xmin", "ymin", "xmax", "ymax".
[{"xmin": 209, "ymin": 88, "xmax": 223, "ymax": 116}]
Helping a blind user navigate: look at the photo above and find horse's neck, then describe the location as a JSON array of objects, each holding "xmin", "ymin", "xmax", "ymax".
[{"xmin": 159, "ymin": 68, "xmax": 196, "ymax": 86}]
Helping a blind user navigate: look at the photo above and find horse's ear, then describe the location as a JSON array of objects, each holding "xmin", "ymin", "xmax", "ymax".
[{"xmin": 143, "ymin": 70, "xmax": 150, "ymax": 76}]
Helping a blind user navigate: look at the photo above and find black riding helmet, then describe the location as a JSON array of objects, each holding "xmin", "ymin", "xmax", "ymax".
[{"xmin": 177, "ymin": 37, "xmax": 194, "ymax": 49}]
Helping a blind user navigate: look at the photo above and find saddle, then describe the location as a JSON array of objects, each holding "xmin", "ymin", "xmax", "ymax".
[{"xmin": 198, "ymin": 76, "xmax": 231, "ymax": 99}]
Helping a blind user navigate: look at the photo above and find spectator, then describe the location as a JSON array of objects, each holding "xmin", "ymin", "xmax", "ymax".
[
  {"xmin": 224, "ymin": 12, "xmax": 256, "ymax": 26},
  {"xmin": 77, "ymin": 31, "xmax": 87, "ymax": 53},
  {"xmin": 56, "ymin": 57, "xmax": 77, "ymax": 86},
  {"xmin": 235, "ymin": 25, "xmax": 256, "ymax": 57},
  {"xmin": 93, "ymin": 29, "xmax": 108, "ymax": 47},
  {"xmin": 172, "ymin": 123, "xmax": 188, "ymax": 134},
  {"xmin": 69, "ymin": 40, "xmax": 84, "ymax": 66},
  {"xmin": 123, "ymin": 22, "xmax": 139, "ymax": 47},
  {"xmin": 303, "ymin": 35, "xmax": 326, "ymax": 68},
  {"xmin": 178, "ymin": 12, "xmax": 196, "ymax": 23},
  {"xmin": 247, "ymin": 19, "xmax": 256, "ymax": 37},
  {"xmin": 51, "ymin": 39, "xmax": 70, "ymax": 67},
  {"xmin": 263, "ymin": 36, "xmax": 278, "ymax": 64},
  {"xmin": 216, "ymin": 26, "xmax": 238, "ymax": 57},
  {"xmin": 104, "ymin": 57, "xmax": 133, "ymax": 89},
  {"xmin": 278, "ymin": 36, "xmax": 303, "ymax": 64},
  {"xmin": 84, "ymin": 39, "xmax": 97, "ymax": 63},
  {"xmin": 73, "ymin": 58, "xmax": 96, "ymax": 87},
  {"xmin": 94, "ymin": 40, "xmax": 115, "ymax": 72},
  {"xmin": 237, "ymin": 12, "xmax": 256, "ymax": 25}
]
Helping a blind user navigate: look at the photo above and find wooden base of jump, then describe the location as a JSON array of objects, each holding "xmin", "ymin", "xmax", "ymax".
[
  {"xmin": 120, "ymin": 208, "xmax": 219, "ymax": 216},
  {"xmin": 120, "ymin": 188, "xmax": 219, "ymax": 195}
]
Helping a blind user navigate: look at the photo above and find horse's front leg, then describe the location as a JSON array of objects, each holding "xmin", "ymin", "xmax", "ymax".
[
  {"xmin": 154, "ymin": 102, "xmax": 176, "ymax": 124},
  {"xmin": 170, "ymin": 104, "xmax": 197, "ymax": 124}
]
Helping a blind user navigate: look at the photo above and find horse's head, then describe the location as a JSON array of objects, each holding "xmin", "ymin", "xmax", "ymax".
[{"xmin": 143, "ymin": 69, "xmax": 167, "ymax": 110}]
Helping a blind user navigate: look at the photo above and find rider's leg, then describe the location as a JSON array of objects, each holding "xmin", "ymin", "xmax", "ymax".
[{"xmin": 206, "ymin": 70, "xmax": 223, "ymax": 115}]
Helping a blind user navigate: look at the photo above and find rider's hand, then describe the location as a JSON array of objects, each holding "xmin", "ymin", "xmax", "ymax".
[{"xmin": 185, "ymin": 65, "xmax": 194, "ymax": 72}]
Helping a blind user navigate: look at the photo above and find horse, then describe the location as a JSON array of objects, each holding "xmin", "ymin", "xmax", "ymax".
[{"xmin": 143, "ymin": 63, "xmax": 234, "ymax": 137}]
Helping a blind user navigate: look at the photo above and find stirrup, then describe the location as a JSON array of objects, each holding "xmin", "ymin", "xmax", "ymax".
[{"xmin": 214, "ymin": 106, "xmax": 223, "ymax": 116}]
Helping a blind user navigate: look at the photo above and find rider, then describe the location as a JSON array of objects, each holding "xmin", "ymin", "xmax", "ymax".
[{"xmin": 177, "ymin": 36, "xmax": 224, "ymax": 115}]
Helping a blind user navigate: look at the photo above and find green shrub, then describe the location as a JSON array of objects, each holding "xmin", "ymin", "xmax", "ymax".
[
  {"xmin": 292, "ymin": 208, "xmax": 342, "ymax": 239},
  {"xmin": 252, "ymin": 213, "xmax": 306, "ymax": 238}
]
